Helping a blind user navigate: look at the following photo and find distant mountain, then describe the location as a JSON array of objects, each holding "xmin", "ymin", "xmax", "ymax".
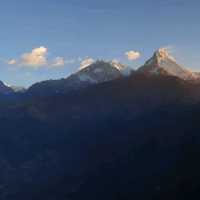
[
  {"xmin": 10, "ymin": 86, "xmax": 26, "ymax": 93},
  {"xmin": 1, "ymin": 49, "xmax": 200, "ymax": 99},
  {"xmin": 0, "ymin": 81, "xmax": 14, "ymax": 94},
  {"xmin": 75, "ymin": 60, "xmax": 123, "ymax": 83},
  {"xmin": 1, "ymin": 49, "xmax": 199, "ymax": 99},
  {"xmin": 27, "ymin": 60, "xmax": 123, "ymax": 97},
  {"xmin": 138, "ymin": 48, "xmax": 199, "ymax": 80}
]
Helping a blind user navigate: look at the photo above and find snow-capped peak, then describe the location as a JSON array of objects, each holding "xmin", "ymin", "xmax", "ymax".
[
  {"xmin": 110, "ymin": 60, "xmax": 126, "ymax": 71},
  {"xmin": 75, "ymin": 60, "xmax": 122, "ymax": 84},
  {"xmin": 155, "ymin": 48, "xmax": 175, "ymax": 61},
  {"xmin": 3, "ymin": 81, "xmax": 11, "ymax": 88},
  {"xmin": 2, "ymin": 82, "xmax": 26, "ymax": 93},
  {"xmin": 138, "ymin": 48, "xmax": 199, "ymax": 80}
]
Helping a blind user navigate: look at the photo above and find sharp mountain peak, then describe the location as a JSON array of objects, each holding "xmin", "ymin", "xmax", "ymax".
[{"xmin": 138, "ymin": 48, "xmax": 199, "ymax": 80}]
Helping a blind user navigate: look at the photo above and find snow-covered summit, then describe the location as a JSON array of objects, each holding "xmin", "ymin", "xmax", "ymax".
[
  {"xmin": 28, "ymin": 60, "xmax": 123, "ymax": 96},
  {"xmin": 138, "ymin": 48, "xmax": 198, "ymax": 80},
  {"xmin": 0, "ymin": 81, "xmax": 15, "ymax": 94},
  {"xmin": 76, "ymin": 60, "xmax": 122, "ymax": 84}
]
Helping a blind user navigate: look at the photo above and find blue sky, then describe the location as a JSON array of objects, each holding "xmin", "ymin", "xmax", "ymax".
[{"xmin": 0, "ymin": 0, "xmax": 200, "ymax": 87}]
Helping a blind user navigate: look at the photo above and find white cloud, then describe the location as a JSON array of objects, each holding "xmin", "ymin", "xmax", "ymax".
[
  {"xmin": 160, "ymin": 45, "xmax": 174, "ymax": 54},
  {"xmin": 20, "ymin": 46, "xmax": 48, "ymax": 68},
  {"xmin": 5, "ymin": 47, "xmax": 95, "ymax": 70},
  {"xmin": 158, "ymin": 46, "xmax": 176, "ymax": 61},
  {"xmin": 51, "ymin": 57, "xmax": 65, "ymax": 67},
  {"xmin": 7, "ymin": 59, "xmax": 17, "ymax": 65},
  {"xmin": 79, "ymin": 58, "xmax": 94, "ymax": 69},
  {"xmin": 6, "ymin": 47, "xmax": 76, "ymax": 69},
  {"xmin": 125, "ymin": 51, "xmax": 141, "ymax": 61}
]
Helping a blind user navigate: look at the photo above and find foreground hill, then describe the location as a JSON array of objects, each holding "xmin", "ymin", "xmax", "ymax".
[{"xmin": 0, "ymin": 73, "xmax": 200, "ymax": 199}]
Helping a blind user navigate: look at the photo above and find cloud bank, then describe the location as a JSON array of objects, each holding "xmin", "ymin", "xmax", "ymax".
[{"xmin": 8, "ymin": 46, "xmax": 67, "ymax": 69}]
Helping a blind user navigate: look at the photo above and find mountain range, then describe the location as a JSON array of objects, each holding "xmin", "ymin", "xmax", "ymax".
[
  {"xmin": 1, "ymin": 48, "xmax": 200, "ymax": 199},
  {"xmin": 1, "ymin": 48, "xmax": 199, "ymax": 97}
]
